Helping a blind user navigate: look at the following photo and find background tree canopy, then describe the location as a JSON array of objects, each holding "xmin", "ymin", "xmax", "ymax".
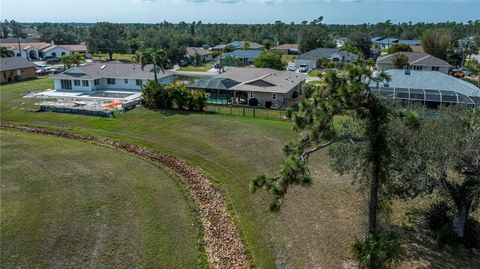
[{"xmin": 2, "ymin": 19, "xmax": 479, "ymax": 64}]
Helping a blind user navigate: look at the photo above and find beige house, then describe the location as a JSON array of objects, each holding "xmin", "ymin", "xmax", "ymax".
[
  {"xmin": 188, "ymin": 67, "xmax": 306, "ymax": 108},
  {"xmin": 376, "ymin": 52, "xmax": 452, "ymax": 74},
  {"xmin": 185, "ymin": 47, "xmax": 213, "ymax": 63},
  {"xmin": 1, "ymin": 57, "xmax": 36, "ymax": 83}
]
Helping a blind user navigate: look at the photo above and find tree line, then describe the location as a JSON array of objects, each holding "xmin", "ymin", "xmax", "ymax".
[{"xmin": 1, "ymin": 19, "xmax": 479, "ymax": 65}]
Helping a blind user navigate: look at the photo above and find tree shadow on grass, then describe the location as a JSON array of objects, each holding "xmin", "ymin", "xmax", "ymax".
[{"xmin": 398, "ymin": 225, "xmax": 480, "ymax": 268}]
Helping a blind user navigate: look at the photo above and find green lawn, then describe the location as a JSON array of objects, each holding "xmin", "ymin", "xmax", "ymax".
[
  {"xmin": 179, "ymin": 63, "xmax": 213, "ymax": 72},
  {"xmin": 0, "ymin": 130, "xmax": 205, "ymax": 268},
  {"xmin": 1, "ymin": 78, "xmax": 479, "ymax": 268}
]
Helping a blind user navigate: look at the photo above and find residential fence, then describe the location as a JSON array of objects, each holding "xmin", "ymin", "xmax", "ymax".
[{"xmin": 206, "ymin": 104, "xmax": 289, "ymax": 121}]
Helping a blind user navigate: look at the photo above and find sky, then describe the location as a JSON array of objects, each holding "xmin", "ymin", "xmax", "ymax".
[{"xmin": 1, "ymin": 0, "xmax": 479, "ymax": 24}]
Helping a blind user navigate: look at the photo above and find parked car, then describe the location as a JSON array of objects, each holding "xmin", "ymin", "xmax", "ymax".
[
  {"xmin": 298, "ymin": 64, "xmax": 308, "ymax": 73},
  {"xmin": 45, "ymin": 66, "xmax": 59, "ymax": 74},
  {"xmin": 35, "ymin": 69, "xmax": 49, "ymax": 76},
  {"xmin": 287, "ymin": 62, "xmax": 296, "ymax": 71}
]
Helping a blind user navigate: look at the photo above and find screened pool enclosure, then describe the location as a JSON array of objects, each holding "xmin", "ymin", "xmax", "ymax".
[{"xmin": 371, "ymin": 87, "xmax": 476, "ymax": 108}]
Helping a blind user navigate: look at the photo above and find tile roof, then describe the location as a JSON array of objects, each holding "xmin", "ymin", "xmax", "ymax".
[
  {"xmin": 0, "ymin": 57, "xmax": 36, "ymax": 72},
  {"xmin": 274, "ymin": 44, "xmax": 299, "ymax": 50},
  {"xmin": 376, "ymin": 52, "xmax": 452, "ymax": 67},
  {"xmin": 0, "ymin": 42, "xmax": 52, "ymax": 51},
  {"xmin": 52, "ymin": 62, "xmax": 174, "ymax": 80},
  {"xmin": 58, "ymin": 44, "xmax": 88, "ymax": 52}
]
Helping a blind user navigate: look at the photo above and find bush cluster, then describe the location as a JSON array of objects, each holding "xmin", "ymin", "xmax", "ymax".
[
  {"xmin": 351, "ymin": 229, "xmax": 404, "ymax": 269},
  {"xmin": 142, "ymin": 81, "xmax": 208, "ymax": 111}
]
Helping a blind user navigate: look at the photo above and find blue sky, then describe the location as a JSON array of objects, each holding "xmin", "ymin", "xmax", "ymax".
[{"xmin": 1, "ymin": 0, "xmax": 479, "ymax": 24}]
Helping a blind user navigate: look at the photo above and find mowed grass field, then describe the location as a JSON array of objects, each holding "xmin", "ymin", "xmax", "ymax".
[
  {"xmin": 0, "ymin": 130, "xmax": 205, "ymax": 268},
  {"xmin": 1, "ymin": 78, "xmax": 479, "ymax": 268}
]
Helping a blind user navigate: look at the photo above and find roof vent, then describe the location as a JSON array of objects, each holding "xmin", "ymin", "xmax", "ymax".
[
  {"xmin": 100, "ymin": 65, "xmax": 106, "ymax": 69},
  {"xmin": 404, "ymin": 69, "xmax": 411, "ymax": 75}
]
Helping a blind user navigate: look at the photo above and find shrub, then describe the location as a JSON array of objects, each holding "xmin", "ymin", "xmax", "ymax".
[
  {"xmin": 142, "ymin": 81, "xmax": 208, "ymax": 111},
  {"xmin": 351, "ymin": 229, "xmax": 404, "ymax": 269},
  {"xmin": 425, "ymin": 200, "xmax": 451, "ymax": 231}
]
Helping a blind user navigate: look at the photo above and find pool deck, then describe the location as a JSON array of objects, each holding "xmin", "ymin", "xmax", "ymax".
[{"xmin": 25, "ymin": 89, "xmax": 142, "ymax": 102}]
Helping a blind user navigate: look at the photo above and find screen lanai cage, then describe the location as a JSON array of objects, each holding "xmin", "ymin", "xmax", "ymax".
[
  {"xmin": 371, "ymin": 87, "xmax": 476, "ymax": 109},
  {"xmin": 370, "ymin": 70, "xmax": 478, "ymax": 109}
]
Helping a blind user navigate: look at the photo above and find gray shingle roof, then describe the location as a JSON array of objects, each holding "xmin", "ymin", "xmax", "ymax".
[
  {"xmin": 0, "ymin": 57, "xmax": 35, "ymax": 72},
  {"xmin": 376, "ymin": 52, "xmax": 452, "ymax": 67},
  {"xmin": 377, "ymin": 70, "xmax": 480, "ymax": 98},
  {"xmin": 215, "ymin": 67, "xmax": 306, "ymax": 94},
  {"xmin": 187, "ymin": 77, "xmax": 240, "ymax": 90},
  {"xmin": 297, "ymin": 48, "xmax": 358, "ymax": 61},
  {"xmin": 52, "ymin": 62, "xmax": 174, "ymax": 80}
]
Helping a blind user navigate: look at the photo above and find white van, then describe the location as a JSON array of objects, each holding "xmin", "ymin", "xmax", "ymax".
[
  {"xmin": 287, "ymin": 62, "xmax": 296, "ymax": 71},
  {"xmin": 298, "ymin": 64, "xmax": 308, "ymax": 73}
]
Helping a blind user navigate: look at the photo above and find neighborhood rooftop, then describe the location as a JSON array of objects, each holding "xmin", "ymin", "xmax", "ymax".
[
  {"xmin": 52, "ymin": 62, "xmax": 174, "ymax": 80},
  {"xmin": 379, "ymin": 69, "xmax": 480, "ymax": 99},
  {"xmin": 0, "ymin": 57, "xmax": 35, "ymax": 72},
  {"xmin": 296, "ymin": 48, "xmax": 354, "ymax": 61},
  {"xmin": 215, "ymin": 67, "xmax": 306, "ymax": 94},
  {"xmin": 377, "ymin": 52, "xmax": 452, "ymax": 67}
]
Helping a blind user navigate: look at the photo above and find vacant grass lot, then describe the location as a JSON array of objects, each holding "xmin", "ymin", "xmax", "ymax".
[
  {"xmin": 2, "ymin": 78, "xmax": 479, "ymax": 268},
  {"xmin": 0, "ymin": 130, "xmax": 204, "ymax": 268}
]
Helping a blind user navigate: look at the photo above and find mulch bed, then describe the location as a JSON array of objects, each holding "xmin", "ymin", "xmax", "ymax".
[{"xmin": 1, "ymin": 124, "xmax": 249, "ymax": 269}]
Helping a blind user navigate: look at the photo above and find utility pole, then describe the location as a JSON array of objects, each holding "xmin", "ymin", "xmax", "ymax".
[{"xmin": 17, "ymin": 36, "xmax": 22, "ymax": 59}]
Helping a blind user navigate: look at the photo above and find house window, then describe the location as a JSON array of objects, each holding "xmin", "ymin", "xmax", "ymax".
[
  {"xmin": 82, "ymin": 80, "xmax": 89, "ymax": 87},
  {"xmin": 124, "ymin": 79, "xmax": 128, "ymax": 84},
  {"xmin": 249, "ymin": 92, "xmax": 253, "ymax": 98},
  {"xmin": 61, "ymin": 80, "xmax": 72, "ymax": 90},
  {"xmin": 413, "ymin": 66, "xmax": 423, "ymax": 71},
  {"xmin": 431, "ymin": 66, "xmax": 439, "ymax": 71},
  {"xmin": 136, "ymin": 79, "xmax": 143, "ymax": 86},
  {"xmin": 74, "ymin": 80, "xmax": 80, "ymax": 86},
  {"xmin": 107, "ymin": 78, "xmax": 116, "ymax": 84},
  {"xmin": 94, "ymin": 79, "xmax": 99, "ymax": 85},
  {"xmin": 272, "ymin": 93, "xmax": 277, "ymax": 100}
]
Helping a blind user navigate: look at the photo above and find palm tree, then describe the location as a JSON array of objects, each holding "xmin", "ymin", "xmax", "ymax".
[
  {"xmin": 71, "ymin": 52, "xmax": 85, "ymax": 66},
  {"xmin": 133, "ymin": 48, "xmax": 168, "ymax": 84},
  {"xmin": 60, "ymin": 54, "xmax": 74, "ymax": 68}
]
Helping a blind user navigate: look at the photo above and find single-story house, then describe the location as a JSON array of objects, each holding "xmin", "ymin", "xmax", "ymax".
[
  {"xmin": 0, "ymin": 57, "xmax": 36, "ymax": 83},
  {"xmin": 188, "ymin": 67, "xmax": 306, "ymax": 108},
  {"xmin": 185, "ymin": 47, "xmax": 213, "ymax": 63},
  {"xmin": 294, "ymin": 48, "xmax": 359, "ymax": 70},
  {"xmin": 51, "ymin": 62, "xmax": 174, "ymax": 91},
  {"xmin": 220, "ymin": 50, "xmax": 262, "ymax": 65},
  {"xmin": 273, "ymin": 44, "xmax": 300, "ymax": 55},
  {"xmin": 0, "ymin": 41, "xmax": 90, "ymax": 60},
  {"xmin": 212, "ymin": 40, "xmax": 264, "ymax": 51},
  {"xmin": 371, "ymin": 37, "xmax": 422, "ymax": 49},
  {"xmin": 370, "ymin": 69, "xmax": 480, "ymax": 108},
  {"xmin": 376, "ymin": 52, "xmax": 452, "ymax": 74}
]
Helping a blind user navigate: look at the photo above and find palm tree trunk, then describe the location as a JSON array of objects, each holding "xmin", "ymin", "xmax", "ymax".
[{"xmin": 153, "ymin": 61, "xmax": 158, "ymax": 85}]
